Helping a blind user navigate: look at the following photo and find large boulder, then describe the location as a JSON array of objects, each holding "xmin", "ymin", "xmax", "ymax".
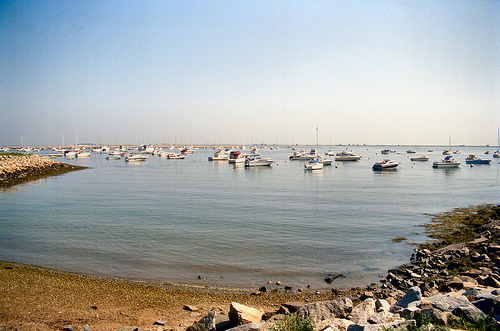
[
  {"xmin": 297, "ymin": 298, "xmax": 353, "ymax": 322},
  {"xmin": 394, "ymin": 286, "xmax": 421, "ymax": 309},
  {"xmin": 229, "ymin": 302, "xmax": 264, "ymax": 326}
]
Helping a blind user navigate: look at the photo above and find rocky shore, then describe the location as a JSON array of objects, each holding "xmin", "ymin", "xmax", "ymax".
[
  {"xmin": 0, "ymin": 154, "xmax": 86, "ymax": 188},
  {"xmin": 2, "ymin": 204, "xmax": 500, "ymax": 330}
]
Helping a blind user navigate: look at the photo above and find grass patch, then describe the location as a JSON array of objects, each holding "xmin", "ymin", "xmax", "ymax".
[{"xmin": 272, "ymin": 314, "xmax": 315, "ymax": 331}]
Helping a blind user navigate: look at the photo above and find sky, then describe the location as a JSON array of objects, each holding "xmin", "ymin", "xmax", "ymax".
[{"xmin": 1, "ymin": 0, "xmax": 499, "ymax": 147}]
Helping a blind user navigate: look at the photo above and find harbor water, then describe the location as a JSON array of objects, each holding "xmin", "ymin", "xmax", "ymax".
[{"xmin": 0, "ymin": 146, "xmax": 499, "ymax": 290}]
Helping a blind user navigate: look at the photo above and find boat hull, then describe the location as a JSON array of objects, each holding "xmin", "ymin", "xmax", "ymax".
[
  {"xmin": 432, "ymin": 162, "xmax": 460, "ymax": 168},
  {"xmin": 465, "ymin": 160, "xmax": 491, "ymax": 164}
]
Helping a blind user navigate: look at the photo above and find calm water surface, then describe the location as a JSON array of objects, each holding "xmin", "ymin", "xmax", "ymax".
[{"xmin": 1, "ymin": 146, "xmax": 499, "ymax": 290}]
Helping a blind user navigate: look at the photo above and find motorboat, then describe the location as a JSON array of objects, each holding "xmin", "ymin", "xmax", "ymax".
[
  {"xmin": 49, "ymin": 153, "xmax": 63, "ymax": 158},
  {"xmin": 208, "ymin": 149, "xmax": 229, "ymax": 161},
  {"xmin": 453, "ymin": 150, "xmax": 461, "ymax": 154},
  {"xmin": 168, "ymin": 153, "xmax": 186, "ymax": 159},
  {"xmin": 65, "ymin": 151, "xmax": 77, "ymax": 159},
  {"xmin": 372, "ymin": 159, "xmax": 399, "ymax": 170},
  {"xmin": 432, "ymin": 156, "xmax": 460, "ymax": 168},
  {"xmin": 181, "ymin": 147, "xmax": 195, "ymax": 154},
  {"xmin": 410, "ymin": 155, "xmax": 429, "ymax": 161},
  {"xmin": 106, "ymin": 151, "xmax": 122, "ymax": 160},
  {"xmin": 138, "ymin": 144, "xmax": 155, "ymax": 154},
  {"xmin": 289, "ymin": 149, "xmax": 317, "ymax": 160},
  {"xmin": 319, "ymin": 156, "xmax": 333, "ymax": 165},
  {"xmin": 244, "ymin": 154, "xmax": 273, "ymax": 167},
  {"xmin": 335, "ymin": 150, "xmax": 362, "ymax": 161},
  {"xmin": 406, "ymin": 150, "xmax": 416, "ymax": 154},
  {"xmin": 381, "ymin": 149, "xmax": 391, "ymax": 155},
  {"xmin": 228, "ymin": 151, "xmax": 246, "ymax": 164},
  {"xmin": 304, "ymin": 158, "xmax": 324, "ymax": 171},
  {"xmin": 465, "ymin": 155, "xmax": 491, "ymax": 165},
  {"xmin": 442, "ymin": 150, "xmax": 452, "ymax": 155},
  {"xmin": 76, "ymin": 150, "xmax": 91, "ymax": 158},
  {"xmin": 325, "ymin": 150, "xmax": 335, "ymax": 156},
  {"xmin": 125, "ymin": 154, "xmax": 147, "ymax": 162},
  {"xmin": 494, "ymin": 150, "xmax": 500, "ymax": 158}
]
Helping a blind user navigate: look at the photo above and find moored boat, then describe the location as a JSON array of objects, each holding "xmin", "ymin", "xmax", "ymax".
[
  {"xmin": 410, "ymin": 155, "xmax": 429, "ymax": 161},
  {"xmin": 76, "ymin": 150, "xmax": 91, "ymax": 158},
  {"xmin": 125, "ymin": 154, "xmax": 147, "ymax": 162},
  {"xmin": 228, "ymin": 151, "xmax": 246, "ymax": 164},
  {"xmin": 168, "ymin": 153, "xmax": 186, "ymax": 159},
  {"xmin": 106, "ymin": 151, "xmax": 122, "ymax": 160},
  {"xmin": 244, "ymin": 154, "xmax": 273, "ymax": 167},
  {"xmin": 289, "ymin": 149, "xmax": 317, "ymax": 160},
  {"xmin": 208, "ymin": 149, "xmax": 229, "ymax": 161},
  {"xmin": 304, "ymin": 158, "xmax": 324, "ymax": 171},
  {"xmin": 465, "ymin": 155, "xmax": 491, "ymax": 165},
  {"xmin": 372, "ymin": 159, "xmax": 399, "ymax": 170},
  {"xmin": 335, "ymin": 150, "xmax": 362, "ymax": 161},
  {"xmin": 433, "ymin": 156, "xmax": 460, "ymax": 168},
  {"xmin": 181, "ymin": 147, "xmax": 195, "ymax": 154}
]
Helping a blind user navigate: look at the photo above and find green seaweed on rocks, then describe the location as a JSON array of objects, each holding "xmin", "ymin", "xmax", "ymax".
[{"xmin": 417, "ymin": 204, "xmax": 500, "ymax": 251}]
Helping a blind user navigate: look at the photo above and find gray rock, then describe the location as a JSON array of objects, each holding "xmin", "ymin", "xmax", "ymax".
[
  {"xmin": 473, "ymin": 297, "xmax": 500, "ymax": 315},
  {"xmin": 79, "ymin": 325, "xmax": 92, "ymax": 331},
  {"xmin": 119, "ymin": 327, "xmax": 137, "ymax": 331},
  {"xmin": 297, "ymin": 297, "xmax": 353, "ymax": 322},
  {"xmin": 395, "ymin": 286, "xmax": 421, "ymax": 309},
  {"xmin": 427, "ymin": 292, "xmax": 482, "ymax": 313},
  {"xmin": 186, "ymin": 310, "xmax": 217, "ymax": 331},
  {"xmin": 453, "ymin": 306, "xmax": 486, "ymax": 323},
  {"xmin": 229, "ymin": 302, "xmax": 264, "ymax": 326}
]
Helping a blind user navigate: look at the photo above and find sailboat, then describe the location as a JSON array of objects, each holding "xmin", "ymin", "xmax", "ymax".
[
  {"xmin": 442, "ymin": 135, "xmax": 452, "ymax": 155},
  {"xmin": 494, "ymin": 128, "xmax": 500, "ymax": 158},
  {"xmin": 305, "ymin": 126, "xmax": 324, "ymax": 171}
]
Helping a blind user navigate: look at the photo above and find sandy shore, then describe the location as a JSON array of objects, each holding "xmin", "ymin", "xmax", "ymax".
[{"xmin": 0, "ymin": 261, "xmax": 356, "ymax": 331}]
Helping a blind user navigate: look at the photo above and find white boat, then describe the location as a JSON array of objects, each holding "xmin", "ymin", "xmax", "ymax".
[
  {"xmin": 106, "ymin": 151, "xmax": 122, "ymax": 160},
  {"xmin": 139, "ymin": 144, "xmax": 155, "ymax": 154},
  {"xmin": 432, "ymin": 156, "xmax": 460, "ymax": 168},
  {"xmin": 325, "ymin": 150, "xmax": 335, "ymax": 156},
  {"xmin": 319, "ymin": 156, "xmax": 333, "ymax": 165},
  {"xmin": 289, "ymin": 149, "xmax": 317, "ymax": 160},
  {"xmin": 453, "ymin": 150, "xmax": 461, "ymax": 154},
  {"xmin": 442, "ymin": 150, "xmax": 452, "ymax": 155},
  {"xmin": 65, "ymin": 151, "xmax": 77, "ymax": 159},
  {"xmin": 228, "ymin": 151, "xmax": 246, "ymax": 164},
  {"xmin": 125, "ymin": 154, "xmax": 147, "ymax": 162},
  {"xmin": 208, "ymin": 150, "xmax": 229, "ymax": 161},
  {"xmin": 49, "ymin": 153, "xmax": 63, "ymax": 158},
  {"xmin": 335, "ymin": 150, "xmax": 362, "ymax": 161},
  {"xmin": 168, "ymin": 153, "xmax": 186, "ymax": 159},
  {"xmin": 244, "ymin": 154, "xmax": 273, "ymax": 167},
  {"xmin": 410, "ymin": 155, "xmax": 429, "ymax": 161},
  {"xmin": 406, "ymin": 150, "xmax": 416, "ymax": 154},
  {"xmin": 304, "ymin": 158, "xmax": 324, "ymax": 171},
  {"xmin": 181, "ymin": 147, "xmax": 195, "ymax": 154},
  {"xmin": 372, "ymin": 159, "xmax": 399, "ymax": 170},
  {"xmin": 76, "ymin": 150, "xmax": 91, "ymax": 158}
]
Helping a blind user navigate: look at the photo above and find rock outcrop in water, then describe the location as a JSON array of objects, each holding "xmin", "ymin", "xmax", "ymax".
[{"xmin": 0, "ymin": 154, "xmax": 85, "ymax": 187}]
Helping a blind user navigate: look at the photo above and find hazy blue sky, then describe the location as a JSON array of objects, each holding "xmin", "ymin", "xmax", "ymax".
[{"xmin": 1, "ymin": 1, "xmax": 499, "ymax": 146}]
